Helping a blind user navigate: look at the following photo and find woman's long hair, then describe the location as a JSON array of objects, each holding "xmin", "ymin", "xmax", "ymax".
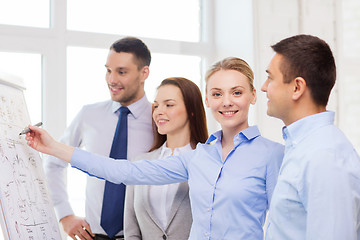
[{"xmin": 149, "ymin": 77, "xmax": 208, "ymax": 151}]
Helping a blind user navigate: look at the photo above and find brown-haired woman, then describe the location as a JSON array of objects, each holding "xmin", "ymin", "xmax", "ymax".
[{"xmin": 124, "ymin": 77, "xmax": 208, "ymax": 239}]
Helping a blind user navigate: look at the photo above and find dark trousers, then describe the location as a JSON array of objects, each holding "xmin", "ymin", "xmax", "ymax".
[{"xmin": 94, "ymin": 234, "xmax": 124, "ymax": 240}]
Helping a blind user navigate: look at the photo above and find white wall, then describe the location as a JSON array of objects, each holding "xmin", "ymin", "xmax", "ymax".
[
  {"xmin": 213, "ymin": 0, "xmax": 340, "ymax": 143},
  {"xmin": 205, "ymin": 0, "xmax": 255, "ymax": 134}
]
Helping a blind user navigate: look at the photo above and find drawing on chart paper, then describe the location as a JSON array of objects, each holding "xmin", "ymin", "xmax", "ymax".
[{"xmin": 0, "ymin": 75, "xmax": 61, "ymax": 240}]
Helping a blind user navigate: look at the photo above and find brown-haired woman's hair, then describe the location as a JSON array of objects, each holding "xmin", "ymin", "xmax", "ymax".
[
  {"xmin": 149, "ymin": 77, "xmax": 208, "ymax": 152},
  {"xmin": 205, "ymin": 57, "xmax": 254, "ymax": 91}
]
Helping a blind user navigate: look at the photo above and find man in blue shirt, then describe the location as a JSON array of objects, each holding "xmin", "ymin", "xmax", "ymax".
[{"xmin": 262, "ymin": 34, "xmax": 360, "ymax": 239}]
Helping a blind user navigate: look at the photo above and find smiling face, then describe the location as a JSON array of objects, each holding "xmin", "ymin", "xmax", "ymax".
[
  {"xmin": 205, "ymin": 69, "xmax": 256, "ymax": 134},
  {"xmin": 105, "ymin": 50, "xmax": 148, "ymax": 106},
  {"xmin": 261, "ymin": 53, "xmax": 293, "ymax": 124},
  {"xmin": 153, "ymin": 84, "xmax": 190, "ymax": 139}
]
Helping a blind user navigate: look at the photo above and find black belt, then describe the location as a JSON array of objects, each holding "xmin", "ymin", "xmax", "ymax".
[{"xmin": 94, "ymin": 234, "xmax": 124, "ymax": 240}]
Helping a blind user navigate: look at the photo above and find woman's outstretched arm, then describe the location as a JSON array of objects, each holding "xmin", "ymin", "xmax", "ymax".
[
  {"xmin": 25, "ymin": 125, "xmax": 74, "ymax": 163},
  {"xmin": 26, "ymin": 125, "xmax": 190, "ymax": 186}
]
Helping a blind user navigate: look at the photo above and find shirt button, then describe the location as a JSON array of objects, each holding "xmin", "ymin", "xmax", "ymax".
[
  {"xmin": 207, "ymin": 208, "xmax": 211, "ymax": 212},
  {"xmin": 162, "ymin": 234, "xmax": 167, "ymax": 240}
]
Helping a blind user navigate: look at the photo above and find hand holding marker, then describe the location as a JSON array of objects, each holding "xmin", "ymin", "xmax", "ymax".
[{"xmin": 19, "ymin": 122, "xmax": 43, "ymax": 135}]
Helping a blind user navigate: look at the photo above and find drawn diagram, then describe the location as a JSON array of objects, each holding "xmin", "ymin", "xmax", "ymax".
[{"xmin": 0, "ymin": 77, "xmax": 61, "ymax": 240}]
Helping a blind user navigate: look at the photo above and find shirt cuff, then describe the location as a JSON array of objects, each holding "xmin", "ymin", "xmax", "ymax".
[{"xmin": 54, "ymin": 201, "xmax": 74, "ymax": 222}]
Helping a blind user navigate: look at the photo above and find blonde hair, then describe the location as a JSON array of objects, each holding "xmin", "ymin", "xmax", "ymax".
[{"xmin": 205, "ymin": 57, "xmax": 254, "ymax": 91}]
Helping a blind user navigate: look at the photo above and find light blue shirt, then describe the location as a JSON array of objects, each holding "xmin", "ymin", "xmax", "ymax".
[
  {"xmin": 266, "ymin": 111, "xmax": 360, "ymax": 240},
  {"xmin": 45, "ymin": 96, "xmax": 153, "ymax": 235},
  {"xmin": 71, "ymin": 125, "xmax": 284, "ymax": 240}
]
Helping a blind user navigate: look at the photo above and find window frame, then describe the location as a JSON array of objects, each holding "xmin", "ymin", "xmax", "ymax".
[{"xmin": 0, "ymin": 0, "xmax": 215, "ymax": 139}]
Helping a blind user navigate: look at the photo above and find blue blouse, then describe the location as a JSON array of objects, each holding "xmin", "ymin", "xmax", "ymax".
[{"xmin": 71, "ymin": 126, "xmax": 284, "ymax": 240}]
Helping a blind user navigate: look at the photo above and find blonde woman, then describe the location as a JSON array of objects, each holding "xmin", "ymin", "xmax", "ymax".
[{"xmin": 26, "ymin": 57, "xmax": 284, "ymax": 239}]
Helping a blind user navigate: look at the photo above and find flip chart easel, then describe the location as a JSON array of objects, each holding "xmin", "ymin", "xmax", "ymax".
[{"xmin": 0, "ymin": 73, "xmax": 61, "ymax": 240}]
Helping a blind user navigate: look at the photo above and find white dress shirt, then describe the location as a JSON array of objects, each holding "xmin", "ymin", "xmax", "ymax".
[
  {"xmin": 44, "ymin": 95, "xmax": 153, "ymax": 235},
  {"xmin": 148, "ymin": 142, "xmax": 192, "ymax": 229}
]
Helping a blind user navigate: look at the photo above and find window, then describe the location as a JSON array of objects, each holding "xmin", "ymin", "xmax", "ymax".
[
  {"xmin": 67, "ymin": 0, "xmax": 201, "ymax": 42},
  {"xmin": 0, "ymin": 1, "xmax": 209, "ymax": 239},
  {"xmin": 0, "ymin": 52, "xmax": 42, "ymax": 123},
  {"xmin": 67, "ymin": 47, "xmax": 109, "ymax": 124},
  {"xmin": 146, "ymin": 53, "xmax": 202, "ymax": 101},
  {"xmin": 0, "ymin": 0, "xmax": 49, "ymax": 28},
  {"xmin": 67, "ymin": 47, "xmax": 201, "ymax": 123}
]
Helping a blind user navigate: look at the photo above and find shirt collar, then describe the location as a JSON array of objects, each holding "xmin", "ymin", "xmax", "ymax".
[
  {"xmin": 111, "ymin": 95, "xmax": 150, "ymax": 118},
  {"xmin": 282, "ymin": 111, "xmax": 335, "ymax": 147},
  {"xmin": 159, "ymin": 141, "xmax": 193, "ymax": 158},
  {"xmin": 206, "ymin": 130, "xmax": 222, "ymax": 144},
  {"xmin": 206, "ymin": 125, "xmax": 261, "ymax": 145}
]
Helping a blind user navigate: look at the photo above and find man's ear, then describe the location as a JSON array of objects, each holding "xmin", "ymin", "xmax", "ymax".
[
  {"xmin": 292, "ymin": 77, "xmax": 306, "ymax": 101},
  {"xmin": 141, "ymin": 66, "xmax": 150, "ymax": 82}
]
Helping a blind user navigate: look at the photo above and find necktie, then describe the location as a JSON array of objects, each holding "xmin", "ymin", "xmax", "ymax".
[{"xmin": 101, "ymin": 106, "xmax": 130, "ymax": 237}]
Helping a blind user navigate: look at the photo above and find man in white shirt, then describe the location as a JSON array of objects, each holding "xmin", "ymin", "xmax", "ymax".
[{"xmin": 45, "ymin": 37, "xmax": 154, "ymax": 240}]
